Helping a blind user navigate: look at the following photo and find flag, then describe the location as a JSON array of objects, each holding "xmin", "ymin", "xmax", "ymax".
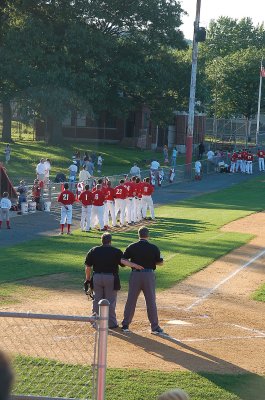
[{"xmin": 261, "ymin": 67, "xmax": 265, "ymax": 78}]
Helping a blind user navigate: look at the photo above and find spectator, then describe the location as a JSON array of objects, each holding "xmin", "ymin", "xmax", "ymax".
[
  {"xmin": 44, "ymin": 158, "xmax": 51, "ymax": 185},
  {"xmin": 17, "ymin": 180, "xmax": 28, "ymax": 207},
  {"xmin": 198, "ymin": 141, "xmax": 205, "ymax": 159},
  {"xmin": 54, "ymin": 172, "xmax": 67, "ymax": 183},
  {"xmin": 150, "ymin": 159, "xmax": 160, "ymax": 171},
  {"xmin": 68, "ymin": 160, "xmax": 78, "ymax": 192},
  {"xmin": 97, "ymin": 154, "xmax": 103, "ymax": 174},
  {"xmin": 158, "ymin": 389, "xmax": 189, "ymax": 400},
  {"xmin": 207, "ymin": 149, "xmax": 215, "ymax": 161},
  {"xmin": 79, "ymin": 165, "xmax": 91, "ymax": 184},
  {"xmin": 31, "ymin": 179, "xmax": 41, "ymax": 210},
  {"xmin": 4, "ymin": 144, "xmax": 11, "ymax": 164},
  {"xmin": 36, "ymin": 158, "xmax": 46, "ymax": 181},
  {"xmin": 84, "ymin": 158, "xmax": 94, "ymax": 176},
  {"xmin": 163, "ymin": 145, "xmax": 169, "ymax": 164},
  {"xmin": 0, "ymin": 192, "xmax": 12, "ymax": 229},
  {"xmin": 0, "ymin": 351, "xmax": 13, "ymax": 400},
  {"xmin": 129, "ymin": 163, "xmax": 141, "ymax": 177},
  {"xmin": 75, "ymin": 151, "xmax": 81, "ymax": 173},
  {"xmin": 171, "ymin": 147, "xmax": 178, "ymax": 168},
  {"xmin": 194, "ymin": 159, "xmax": 202, "ymax": 180}
]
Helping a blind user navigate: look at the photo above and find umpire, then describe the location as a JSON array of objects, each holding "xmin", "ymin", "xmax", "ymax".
[
  {"xmin": 121, "ymin": 226, "xmax": 164, "ymax": 334},
  {"xmin": 84, "ymin": 232, "xmax": 143, "ymax": 329}
]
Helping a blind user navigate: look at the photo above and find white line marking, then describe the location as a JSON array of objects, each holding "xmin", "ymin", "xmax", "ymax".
[
  {"xmin": 230, "ymin": 323, "xmax": 265, "ymax": 337},
  {"xmin": 165, "ymin": 335, "xmax": 265, "ymax": 343},
  {"xmin": 186, "ymin": 248, "xmax": 265, "ymax": 310}
]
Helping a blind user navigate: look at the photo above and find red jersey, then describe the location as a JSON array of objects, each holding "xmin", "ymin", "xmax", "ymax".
[
  {"xmin": 114, "ymin": 185, "xmax": 127, "ymax": 200},
  {"xmin": 79, "ymin": 190, "xmax": 93, "ymax": 206},
  {"xmin": 257, "ymin": 150, "xmax": 265, "ymax": 158},
  {"xmin": 135, "ymin": 182, "xmax": 143, "ymax": 198},
  {"xmin": 124, "ymin": 181, "xmax": 134, "ymax": 197},
  {"xmin": 105, "ymin": 187, "xmax": 115, "ymax": 201},
  {"xmin": 247, "ymin": 154, "xmax": 253, "ymax": 161},
  {"xmin": 231, "ymin": 153, "xmax": 238, "ymax": 162},
  {"xmin": 92, "ymin": 190, "xmax": 105, "ymax": 206},
  {"xmin": 241, "ymin": 151, "xmax": 247, "ymax": 160},
  {"xmin": 58, "ymin": 190, "xmax": 76, "ymax": 205},
  {"xmin": 141, "ymin": 182, "xmax": 154, "ymax": 196},
  {"xmin": 237, "ymin": 153, "xmax": 242, "ymax": 160}
]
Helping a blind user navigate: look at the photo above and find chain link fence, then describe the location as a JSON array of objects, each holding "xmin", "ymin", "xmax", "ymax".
[{"xmin": 0, "ymin": 301, "xmax": 109, "ymax": 400}]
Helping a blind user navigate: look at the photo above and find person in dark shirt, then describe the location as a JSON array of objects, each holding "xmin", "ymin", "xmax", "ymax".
[
  {"xmin": 121, "ymin": 226, "xmax": 164, "ymax": 335},
  {"xmin": 84, "ymin": 233, "xmax": 143, "ymax": 329}
]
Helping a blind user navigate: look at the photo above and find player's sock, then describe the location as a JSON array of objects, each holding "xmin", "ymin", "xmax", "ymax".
[
  {"xmin": 0, "ymin": 221, "xmax": 2, "ymax": 228},
  {"xmin": 60, "ymin": 224, "xmax": 64, "ymax": 233},
  {"xmin": 67, "ymin": 224, "xmax": 71, "ymax": 233},
  {"xmin": 6, "ymin": 220, "xmax": 10, "ymax": 229}
]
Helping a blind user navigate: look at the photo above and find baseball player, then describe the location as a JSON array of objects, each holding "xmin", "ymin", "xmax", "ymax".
[
  {"xmin": 114, "ymin": 179, "xmax": 127, "ymax": 227},
  {"xmin": 230, "ymin": 151, "xmax": 237, "ymax": 173},
  {"xmin": 104, "ymin": 181, "xmax": 117, "ymax": 228},
  {"xmin": 79, "ymin": 184, "xmax": 93, "ymax": 232},
  {"xmin": 135, "ymin": 177, "xmax": 143, "ymax": 222},
  {"xmin": 236, "ymin": 151, "xmax": 242, "ymax": 172},
  {"xmin": 257, "ymin": 148, "xmax": 265, "ymax": 171},
  {"xmin": 124, "ymin": 179, "xmax": 135, "ymax": 225},
  {"xmin": 241, "ymin": 149, "xmax": 247, "ymax": 173},
  {"xmin": 246, "ymin": 151, "xmax": 253, "ymax": 174},
  {"xmin": 91, "ymin": 184, "xmax": 105, "ymax": 231},
  {"xmin": 0, "ymin": 192, "xmax": 12, "ymax": 229},
  {"xmin": 57, "ymin": 182, "xmax": 76, "ymax": 235},
  {"xmin": 141, "ymin": 177, "xmax": 155, "ymax": 220}
]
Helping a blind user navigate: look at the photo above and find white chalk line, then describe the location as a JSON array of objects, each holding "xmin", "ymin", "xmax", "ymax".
[
  {"xmin": 229, "ymin": 323, "xmax": 265, "ymax": 337},
  {"xmin": 166, "ymin": 335, "xmax": 265, "ymax": 343},
  {"xmin": 186, "ymin": 247, "xmax": 265, "ymax": 310}
]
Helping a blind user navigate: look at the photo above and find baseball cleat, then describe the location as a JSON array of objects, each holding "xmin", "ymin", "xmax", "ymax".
[
  {"xmin": 121, "ymin": 325, "xmax": 130, "ymax": 332},
  {"xmin": 151, "ymin": 326, "xmax": 164, "ymax": 335}
]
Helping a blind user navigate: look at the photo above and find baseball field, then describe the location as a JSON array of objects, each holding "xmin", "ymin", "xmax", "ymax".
[{"xmin": 0, "ymin": 151, "xmax": 265, "ymax": 400}]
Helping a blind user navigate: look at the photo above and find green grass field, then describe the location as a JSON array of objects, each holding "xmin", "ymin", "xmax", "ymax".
[
  {"xmin": 0, "ymin": 139, "xmax": 188, "ymax": 185},
  {"xmin": 252, "ymin": 284, "xmax": 265, "ymax": 302},
  {"xmin": 1, "ymin": 176, "xmax": 265, "ymax": 400},
  {"xmin": 13, "ymin": 356, "xmax": 265, "ymax": 400}
]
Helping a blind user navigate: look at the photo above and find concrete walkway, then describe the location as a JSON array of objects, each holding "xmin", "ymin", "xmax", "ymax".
[{"xmin": 0, "ymin": 171, "xmax": 261, "ymax": 249}]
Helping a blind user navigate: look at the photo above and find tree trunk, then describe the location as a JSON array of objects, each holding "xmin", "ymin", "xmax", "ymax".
[
  {"xmin": 1, "ymin": 101, "xmax": 12, "ymax": 142},
  {"xmin": 46, "ymin": 116, "xmax": 64, "ymax": 144}
]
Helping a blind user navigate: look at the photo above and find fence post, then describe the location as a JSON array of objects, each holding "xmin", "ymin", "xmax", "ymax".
[{"xmin": 96, "ymin": 299, "xmax": 109, "ymax": 400}]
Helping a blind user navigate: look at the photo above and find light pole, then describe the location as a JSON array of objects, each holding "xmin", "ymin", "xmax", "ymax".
[{"xmin": 186, "ymin": 0, "xmax": 202, "ymax": 165}]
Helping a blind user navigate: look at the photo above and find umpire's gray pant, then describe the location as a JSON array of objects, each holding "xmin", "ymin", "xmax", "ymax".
[
  {"xmin": 122, "ymin": 271, "xmax": 159, "ymax": 331},
  {"xmin": 92, "ymin": 274, "xmax": 118, "ymax": 328}
]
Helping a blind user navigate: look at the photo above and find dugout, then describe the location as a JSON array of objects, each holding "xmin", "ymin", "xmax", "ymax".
[{"xmin": 0, "ymin": 164, "xmax": 17, "ymax": 201}]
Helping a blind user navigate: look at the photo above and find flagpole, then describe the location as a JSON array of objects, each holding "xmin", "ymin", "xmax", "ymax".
[{"xmin": 256, "ymin": 58, "xmax": 263, "ymax": 146}]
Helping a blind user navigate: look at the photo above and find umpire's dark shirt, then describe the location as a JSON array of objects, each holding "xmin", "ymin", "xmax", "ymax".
[
  {"xmin": 123, "ymin": 239, "xmax": 163, "ymax": 270},
  {"xmin": 85, "ymin": 245, "xmax": 123, "ymax": 274}
]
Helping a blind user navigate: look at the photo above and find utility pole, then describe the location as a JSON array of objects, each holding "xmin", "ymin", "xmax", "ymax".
[
  {"xmin": 256, "ymin": 58, "xmax": 264, "ymax": 146},
  {"xmin": 186, "ymin": 0, "xmax": 202, "ymax": 165}
]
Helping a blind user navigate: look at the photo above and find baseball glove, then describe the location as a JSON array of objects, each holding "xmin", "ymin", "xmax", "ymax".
[{"xmin": 84, "ymin": 280, "xmax": 94, "ymax": 300}]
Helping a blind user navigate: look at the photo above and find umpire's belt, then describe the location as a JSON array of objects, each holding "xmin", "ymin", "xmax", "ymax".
[
  {"xmin": 133, "ymin": 268, "xmax": 154, "ymax": 272},
  {"xmin": 94, "ymin": 272, "xmax": 114, "ymax": 275}
]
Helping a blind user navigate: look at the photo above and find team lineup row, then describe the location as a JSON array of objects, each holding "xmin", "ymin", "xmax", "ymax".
[{"xmin": 57, "ymin": 176, "xmax": 155, "ymax": 235}]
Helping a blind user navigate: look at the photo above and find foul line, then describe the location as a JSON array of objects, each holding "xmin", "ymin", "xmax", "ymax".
[{"xmin": 186, "ymin": 248, "xmax": 265, "ymax": 311}]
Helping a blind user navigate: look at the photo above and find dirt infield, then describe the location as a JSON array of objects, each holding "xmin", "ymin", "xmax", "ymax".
[{"xmin": 2, "ymin": 211, "xmax": 265, "ymax": 374}]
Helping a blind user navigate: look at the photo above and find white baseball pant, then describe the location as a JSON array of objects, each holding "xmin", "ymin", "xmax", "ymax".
[
  {"xmin": 135, "ymin": 198, "xmax": 143, "ymax": 222},
  {"xmin": 259, "ymin": 158, "xmax": 265, "ymax": 171},
  {"xmin": 142, "ymin": 195, "xmax": 155, "ymax": 219},
  {"xmin": 230, "ymin": 161, "xmax": 236, "ymax": 173},
  {"xmin": 60, "ymin": 205, "xmax": 73, "ymax": 224},
  {"xmin": 81, "ymin": 205, "xmax": 92, "ymax": 231},
  {"xmin": 115, "ymin": 199, "xmax": 126, "ymax": 225},
  {"xmin": 104, "ymin": 201, "xmax": 116, "ymax": 227},
  {"xmin": 91, "ymin": 205, "xmax": 104, "ymax": 230},
  {"xmin": 236, "ymin": 160, "xmax": 242, "ymax": 172},
  {"xmin": 125, "ymin": 197, "xmax": 133, "ymax": 223}
]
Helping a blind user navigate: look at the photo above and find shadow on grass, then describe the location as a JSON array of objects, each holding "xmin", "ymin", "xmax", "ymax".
[{"xmin": 111, "ymin": 330, "xmax": 265, "ymax": 400}]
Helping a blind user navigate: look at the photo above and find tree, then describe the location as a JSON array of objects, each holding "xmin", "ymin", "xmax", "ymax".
[
  {"xmin": 1, "ymin": 0, "xmax": 189, "ymax": 143},
  {"xmin": 206, "ymin": 48, "xmax": 265, "ymax": 138}
]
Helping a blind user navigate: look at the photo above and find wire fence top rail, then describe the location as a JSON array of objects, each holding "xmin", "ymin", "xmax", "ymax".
[{"xmin": 0, "ymin": 311, "xmax": 98, "ymax": 323}]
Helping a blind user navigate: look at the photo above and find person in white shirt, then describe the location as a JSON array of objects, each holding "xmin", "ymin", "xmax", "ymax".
[
  {"xmin": 69, "ymin": 161, "xmax": 78, "ymax": 191},
  {"xmin": 36, "ymin": 159, "xmax": 46, "ymax": 181},
  {"xmin": 171, "ymin": 147, "xmax": 178, "ymax": 167},
  {"xmin": 194, "ymin": 160, "xmax": 202, "ymax": 180},
  {"xmin": 79, "ymin": 165, "xmax": 91, "ymax": 184},
  {"xmin": 97, "ymin": 154, "xmax": 103, "ymax": 173},
  {"xmin": 44, "ymin": 158, "xmax": 51, "ymax": 185},
  {"xmin": 129, "ymin": 163, "xmax": 141, "ymax": 177},
  {"xmin": 150, "ymin": 160, "xmax": 160, "ymax": 170},
  {"xmin": 207, "ymin": 150, "xmax": 215, "ymax": 160},
  {"xmin": 0, "ymin": 192, "xmax": 12, "ymax": 229}
]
